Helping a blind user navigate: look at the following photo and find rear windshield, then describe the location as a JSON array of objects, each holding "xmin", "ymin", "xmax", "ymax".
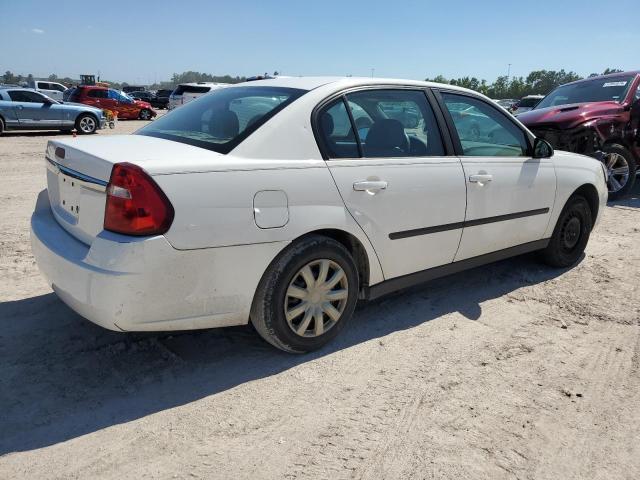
[
  {"xmin": 535, "ymin": 75, "xmax": 636, "ymax": 109},
  {"xmin": 137, "ymin": 86, "xmax": 306, "ymax": 154},
  {"xmin": 172, "ymin": 85, "xmax": 213, "ymax": 96}
]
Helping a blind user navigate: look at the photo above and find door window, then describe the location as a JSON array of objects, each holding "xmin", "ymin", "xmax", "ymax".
[
  {"xmin": 38, "ymin": 82, "xmax": 51, "ymax": 90},
  {"xmin": 8, "ymin": 90, "xmax": 46, "ymax": 103},
  {"xmin": 442, "ymin": 93, "xmax": 529, "ymax": 157},
  {"xmin": 346, "ymin": 90, "xmax": 444, "ymax": 158},
  {"xmin": 317, "ymin": 99, "xmax": 359, "ymax": 159},
  {"xmin": 87, "ymin": 89, "xmax": 108, "ymax": 99}
]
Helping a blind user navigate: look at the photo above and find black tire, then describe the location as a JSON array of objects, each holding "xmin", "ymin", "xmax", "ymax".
[
  {"xmin": 0, "ymin": 116, "xmax": 5, "ymax": 135},
  {"xmin": 75, "ymin": 114, "xmax": 97, "ymax": 134},
  {"xmin": 139, "ymin": 109, "xmax": 152, "ymax": 120},
  {"xmin": 250, "ymin": 235, "xmax": 359, "ymax": 353},
  {"xmin": 603, "ymin": 143, "xmax": 636, "ymax": 200},
  {"xmin": 540, "ymin": 195, "xmax": 592, "ymax": 268}
]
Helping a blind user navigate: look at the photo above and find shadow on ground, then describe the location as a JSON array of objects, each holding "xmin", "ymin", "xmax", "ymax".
[{"xmin": 0, "ymin": 253, "xmax": 572, "ymax": 454}]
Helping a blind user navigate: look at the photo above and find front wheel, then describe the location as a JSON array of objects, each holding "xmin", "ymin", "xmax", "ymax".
[
  {"xmin": 139, "ymin": 109, "xmax": 152, "ymax": 120},
  {"xmin": 603, "ymin": 144, "xmax": 636, "ymax": 200},
  {"xmin": 251, "ymin": 236, "xmax": 359, "ymax": 353},
  {"xmin": 539, "ymin": 195, "xmax": 592, "ymax": 268},
  {"xmin": 75, "ymin": 114, "xmax": 97, "ymax": 134}
]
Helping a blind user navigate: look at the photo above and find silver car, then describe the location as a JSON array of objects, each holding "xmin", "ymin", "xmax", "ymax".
[{"xmin": 0, "ymin": 88, "xmax": 106, "ymax": 135}]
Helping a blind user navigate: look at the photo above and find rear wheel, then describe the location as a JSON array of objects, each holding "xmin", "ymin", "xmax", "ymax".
[
  {"xmin": 540, "ymin": 195, "xmax": 592, "ymax": 268},
  {"xmin": 603, "ymin": 144, "xmax": 636, "ymax": 200},
  {"xmin": 75, "ymin": 114, "xmax": 97, "ymax": 134},
  {"xmin": 251, "ymin": 236, "xmax": 359, "ymax": 353},
  {"xmin": 139, "ymin": 109, "xmax": 152, "ymax": 120},
  {"xmin": 0, "ymin": 116, "xmax": 4, "ymax": 135}
]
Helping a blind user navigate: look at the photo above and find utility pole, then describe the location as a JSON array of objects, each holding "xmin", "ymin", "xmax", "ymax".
[
  {"xmin": 371, "ymin": 68, "xmax": 375, "ymax": 78},
  {"xmin": 507, "ymin": 63, "xmax": 511, "ymax": 81}
]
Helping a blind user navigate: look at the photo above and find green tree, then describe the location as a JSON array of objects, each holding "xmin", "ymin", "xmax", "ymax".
[{"xmin": 2, "ymin": 70, "xmax": 17, "ymax": 84}]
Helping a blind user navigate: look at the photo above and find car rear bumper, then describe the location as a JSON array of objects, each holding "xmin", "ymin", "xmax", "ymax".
[{"xmin": 30, "ymin": 190, "xmax": 287, "ymax": 332}]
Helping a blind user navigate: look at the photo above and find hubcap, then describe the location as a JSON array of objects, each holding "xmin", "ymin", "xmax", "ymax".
[
  {"xmin": 141, "ymin": 110, "xmax": 150, "ymax": 119},
  {"xmin": 605, "ymin": 153, "xmax": 629, "ymax": 193},
  {"xmin": 284, "ymin": 259, "xmax": 349, "ymax": 338},
  {"xmin": 561, "ymin": 215, "xmax": 581, "ymax": 250},
  {"xmin": 79, "ymin": 117, "xmax": 95, "ymax": 133}
]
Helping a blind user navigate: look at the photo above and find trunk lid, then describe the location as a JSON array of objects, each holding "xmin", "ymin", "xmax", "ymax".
[{"xmin": 45, "ymin": 135, "xmax": 224, "ymax": 245}]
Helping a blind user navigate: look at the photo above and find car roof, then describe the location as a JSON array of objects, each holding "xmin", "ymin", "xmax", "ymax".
[
  {"xmin": 227, "ymin": 76, "xmax": 481, "ymax": 96},
  {"xmin": 179, "ymin": 82, "xmax": 230, "ymax": 87}
]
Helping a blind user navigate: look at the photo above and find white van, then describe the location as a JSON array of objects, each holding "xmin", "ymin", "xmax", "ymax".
[
  {"xmin": 28, "ymin": 80, "xmax": 68, "ymax": 101},
  {"xmin": 168, "ymin": 82, "xmax": 229, "ymax": 110}
]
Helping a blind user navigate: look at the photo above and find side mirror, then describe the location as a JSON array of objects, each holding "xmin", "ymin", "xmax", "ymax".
[
  {"xmin": 43, "ymin": 97, "xmax": 54, "ymax": 105},
  {"xmin": 533, "ymin": 137, "xmax": 554, "ymax": 158}
]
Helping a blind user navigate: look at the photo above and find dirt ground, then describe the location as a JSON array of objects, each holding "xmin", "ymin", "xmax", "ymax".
[{"xmin": 0, "ymin": 118, "xmax": 639, "ymax": 480}]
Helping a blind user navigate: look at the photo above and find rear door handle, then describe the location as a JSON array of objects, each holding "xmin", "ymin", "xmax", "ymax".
[
  {"xmin": 469, "ymin": 174, "xmax": 493, "ymax": 184},
  {"xmin": 353, "ymin": 180, "xmax": 388, "ymax": 192}
]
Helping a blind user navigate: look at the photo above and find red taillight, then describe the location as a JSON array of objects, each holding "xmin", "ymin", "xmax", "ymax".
[{"xmin": 104, "ymin": 163, "xmax": 174, "ymax": 236}]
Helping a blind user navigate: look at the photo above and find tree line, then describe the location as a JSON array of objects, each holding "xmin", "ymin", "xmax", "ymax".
[
  {"xmin": 2, "ymin": 68, "xmax": 626, "ymax": 97},
  {"xmin": 425, "ymin": 68, "xmax": 624, "ymax": 99}
]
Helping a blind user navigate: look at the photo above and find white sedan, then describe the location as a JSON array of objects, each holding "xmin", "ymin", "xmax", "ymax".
[{"xmin": 31, "ymin": 77, "xmax": 608, "ymax": 353}]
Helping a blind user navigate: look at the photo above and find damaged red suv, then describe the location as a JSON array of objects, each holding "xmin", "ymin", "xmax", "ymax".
[
  {"xmin": 518, "ymin": 72, "xmax": 640, "ymax": 199},
  {"xmin": 65, "ymin": 85, "xmax": 157, "ymax": 121}
]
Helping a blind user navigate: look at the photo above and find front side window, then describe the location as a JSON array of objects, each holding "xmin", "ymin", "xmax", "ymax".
[
  {"xmin": 138, "ymin": 86, "xmax": 306, "ymax": 154},
  {"xmin": 442, "ymin": 93, "xmax": 528, "ymax": 157},
  {"xmin": 87, "ymin": 89, "xmax": 108, "ymax": 99},
  {"xmin": 8, "ymin": 90, "xmax": 46, "ymax": 103}
]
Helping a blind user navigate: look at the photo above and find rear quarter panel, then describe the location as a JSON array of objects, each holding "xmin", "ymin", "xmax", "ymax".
[{"xmin": 154, "ymin": 161, "xmax": 385, "ymax": 285}]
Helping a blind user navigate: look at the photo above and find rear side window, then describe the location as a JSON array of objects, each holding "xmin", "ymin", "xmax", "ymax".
[
  {"xmin": 317, "ymin": 99, "xmax": 359, "ymax": 158},
  {"xmin": 138, "ymin": 86, "xmax": 306, "ymax": 154},
  {"xmin": 442, "ymin": 93, "xmax": 529, "ymax": 157},
  {"xmin": 316, "ymin": 89, "xmax": 445, "ymax": 159}
]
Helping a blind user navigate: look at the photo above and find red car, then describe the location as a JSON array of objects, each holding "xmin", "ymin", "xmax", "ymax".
[
  {"xmin": 518, "ymin": 71, "xmax": 640, "ymax": 199},
  {"xmin": 64, "ymin": 85, "xmax": 157, "ymax": 120}
]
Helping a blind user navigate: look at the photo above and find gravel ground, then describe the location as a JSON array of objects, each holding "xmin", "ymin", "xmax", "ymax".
[{"xmin": 1, "ymin": 118, "xmax": 639, "ymax": 480}]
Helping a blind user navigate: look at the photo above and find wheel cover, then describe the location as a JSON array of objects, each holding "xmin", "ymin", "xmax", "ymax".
[
  {"xmin": 284, "ymin": 259, "xmax": 349, "ymax": 338},
  {"xmin": 605, "ymin": 152, "xmax": 629, "ymax": 193},
  {"xmin": 79, "ymin": 116, "xmax": 95, "ymax": 133},
  {"xmin": 140, "ymin": 110, "xmax": 150, "ymax": 119},
  {"xmin": 560, "ymin": 214, "xmax": 582, "ymax": 251}
]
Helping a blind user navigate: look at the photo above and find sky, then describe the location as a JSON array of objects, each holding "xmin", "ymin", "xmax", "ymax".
[{"xmin": 2, "ymin": 0, "xmax": 639, "ymax": 84}]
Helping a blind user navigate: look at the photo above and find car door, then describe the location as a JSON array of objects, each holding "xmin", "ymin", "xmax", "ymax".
[
  {"xmin": 319, "ymin": 88, "xmax": 467, "ymax": 280},
  {"xmin": 7, "ymin": 90, "xmax": 61, "ymax": 128},
  {"xmin": 436, "ymin": 90, "xmax": 556, "ymax": 261}
]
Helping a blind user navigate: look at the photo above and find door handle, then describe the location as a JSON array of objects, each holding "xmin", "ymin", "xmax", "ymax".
[
  {"xmin": 469, "ymin": 174, "xmax": 493, "ymax": 184},
  {"xmin": 353, "ymin": 180, "xmax": 388, "ymax": 192},
  {"xmin": 16, "ymin": 105, "xmax": 24, "ymax": 109}
]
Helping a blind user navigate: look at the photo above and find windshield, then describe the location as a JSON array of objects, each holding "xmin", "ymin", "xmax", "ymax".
[
  {"xmin": 137, "ymin": 86, "xmax": 306, "ymax": 154},
  {"xmin": 518, "ymin": 97, "xmax": 541, "ymax": 108},
  {"xmin": 535, "ymin": 75, "xmax": 635, "ymax": 110}
]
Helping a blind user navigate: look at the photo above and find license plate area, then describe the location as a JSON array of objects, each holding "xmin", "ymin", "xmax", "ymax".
[{"xmin": 58, "ymin": 172, "xmax": 82, "ymax": 221}]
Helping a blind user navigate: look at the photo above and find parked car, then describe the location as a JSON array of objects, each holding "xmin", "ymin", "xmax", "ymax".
[
  {"xmin": 494, "ymin": 98, "xmax": 517, "ymax": 110},
  {"xmin": 155, "ymin": 89, "xmax": 173, "ymax": 109},
  {"xmin": 128, "ymin": 90, "xmax": 168, "ymax": 109},
  {"xmin": 518, "ymin": 71, "xmax": 640, "ymax": 199},
  {"xmin": 0, "ymin": 87, "xmax": 105, "ymax": 134},
  {"xmin": 27, "ymin": 80, "xmax": 68, "ymax": 101},
  {"xmin": 31, "ymin": 77, "xmax": 607, "ymax": 353},
  {"xmin": 168, "ymin": 82, "xmax": 229, "ymax": 110},
  {"xmin": 512, "ymin": 95, "xmax": 544, "ymax": 115},
  {"xmin": 65, "ymin": 85, "xmax": 157, "ymax": 120}
]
